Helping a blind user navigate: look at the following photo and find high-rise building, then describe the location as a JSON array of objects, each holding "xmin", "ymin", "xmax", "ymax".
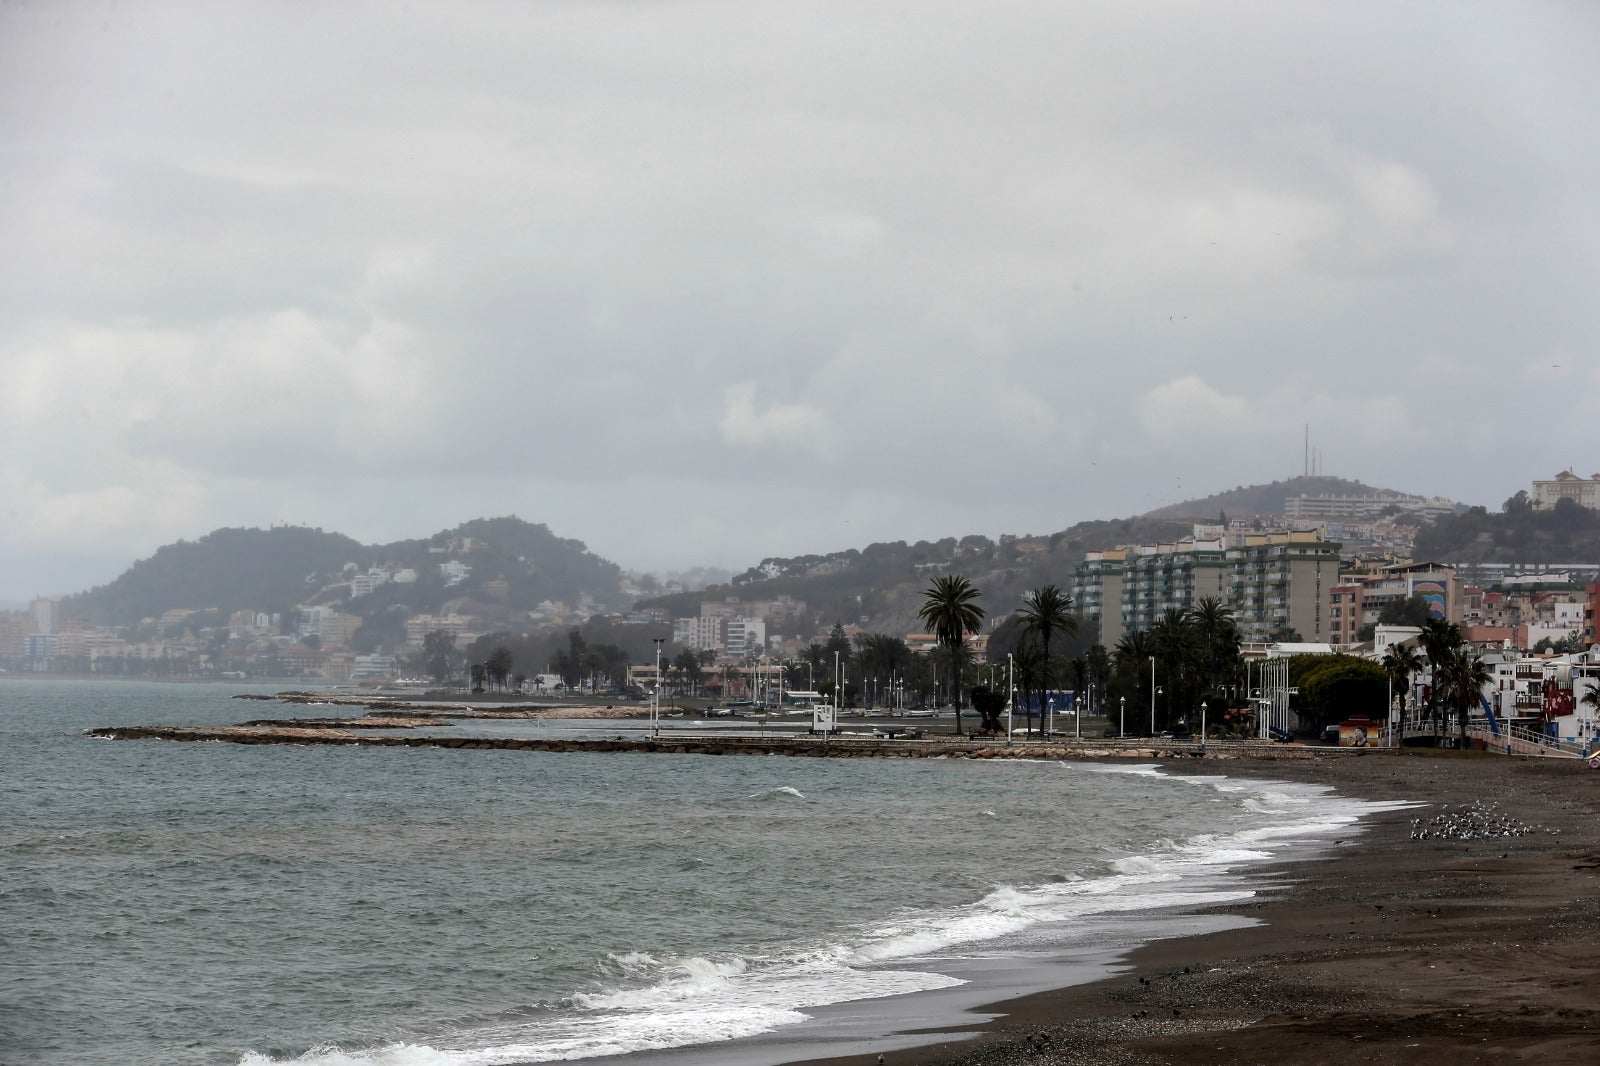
[
  {"xmin": 1070, "ymin": 535, "xmax": 1227, "ymax": 645},
  {"xmin": 1072, "ymin": 529, "xmax": 1342, "ymax": 645},
  {"xmin": 1226, "ymin": 531, "xmax": 1342, "ymax": 643}
]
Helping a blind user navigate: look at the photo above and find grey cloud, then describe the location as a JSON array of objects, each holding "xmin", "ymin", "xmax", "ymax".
[{"xmin": 0, "ymin": 1, "xmax": 1596, "ymax": 597}]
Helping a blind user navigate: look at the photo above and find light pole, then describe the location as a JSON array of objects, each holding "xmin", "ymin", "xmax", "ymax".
[
  {"xmin": 1200, "ymin": 700, "xmax": 1208, "ymax": 752},
  {"xmin": 1006, "ymin": 652, "xmax": 1015, "ymax": 746},
  {"xmin": 1149, "ymin": 656, "xmax": 1156, "ymax": 736},
  {"xmin": 652, "ymin": 637, "xmax": 664, "ymax": 738},
  {"xmin": 1119, "ymin": 695, "xmax": 1126, "ymax": 739}
]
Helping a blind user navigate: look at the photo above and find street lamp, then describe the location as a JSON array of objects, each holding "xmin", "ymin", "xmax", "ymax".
[
  {"xmin": 652, "ymin": 637, "xmax": 664, "ymax": 738},
  {"xmin": 1200, "ymin": 700, "xmax": 1208, "ymax": 752},
  {"xmin": 1006, "ymin": 652, "xmax": 1015, "ymax": 746},
  {"xmin": 1119, "ymin": 695, "xmax": 1126, "ymax": 739},
  {"xmin": 1149, "ymin": 656, "xmax": 1156, "ymax": 736}
]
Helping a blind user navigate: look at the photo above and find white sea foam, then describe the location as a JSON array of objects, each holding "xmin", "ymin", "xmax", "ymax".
[
  {"xmin": 240, "ymin": 767, "xmax": 1404, "ymax": 1066},
  {"xmin": 748, "ymin": 785, "xmax": 807, "ymax": 801}
]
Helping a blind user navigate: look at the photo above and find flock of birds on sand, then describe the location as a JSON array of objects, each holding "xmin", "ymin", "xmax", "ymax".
[{"xmin": 1409, "ymin": 800, "xmax": 1554, "ymax": 841}]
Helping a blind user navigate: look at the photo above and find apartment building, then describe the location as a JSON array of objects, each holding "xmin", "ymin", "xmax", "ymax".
[
  {"xmin": 673, "ymin": 615, "xmax": 725, "ymax": 651},
  {"xmin": 1324, "ymin": 564, "xmax": 1461, "ymax": 647},
  {"xmin": 724, "ymin": 617, "xmax": 767, "ymax": 658},
  {"xmin": 1073, "ymin": 529, "xmax": 1335, "ymax": 645},
  {"xmin": 1225, "ymin": 530, "xmax": 1342, "ymax": 643}
]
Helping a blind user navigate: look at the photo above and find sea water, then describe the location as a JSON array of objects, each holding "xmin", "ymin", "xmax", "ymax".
[{"xmin": 2, "ymin": 680, "xmax": 1389, "ymax": 1065}]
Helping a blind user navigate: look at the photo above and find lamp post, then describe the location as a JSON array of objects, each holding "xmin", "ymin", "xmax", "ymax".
[
  {"xmin": 1200, "ymin": 700, "xmax": 1208, "ymax": 753},
  {"xmin": 1006, "ymin": 652, "xmax": 1015, "ymax": 746},
  {"xmin": 1149, "ymin": 656, "xmax": 1156, "ymax": 737},
  {"xmin": 1119, "ymin": 695, "xmax": 1126, "ymax": 739},
  {"xmin": 652, "ymin": 637, "xmax": 664, "ymax": 738}
]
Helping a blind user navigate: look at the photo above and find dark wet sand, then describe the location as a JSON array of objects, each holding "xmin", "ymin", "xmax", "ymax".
[{"xmin": 786, "ymin": 751, "xmax": 1600, "ymax": 1066}]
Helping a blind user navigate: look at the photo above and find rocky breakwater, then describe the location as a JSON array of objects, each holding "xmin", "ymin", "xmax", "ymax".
[{"xmin": 84, "ymin": 724, "xmax": 1360, "ymax": 762}]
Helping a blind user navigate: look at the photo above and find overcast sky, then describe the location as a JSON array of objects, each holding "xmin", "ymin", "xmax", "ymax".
[{"xmin": 2, "ymin": 1, "xmax": 1597, "ymax": 601}]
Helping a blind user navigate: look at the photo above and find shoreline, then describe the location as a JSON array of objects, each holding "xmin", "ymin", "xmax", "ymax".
[{"xmin": 775, "ymin": 753, "xmax": 1600, "ymax": 1065}]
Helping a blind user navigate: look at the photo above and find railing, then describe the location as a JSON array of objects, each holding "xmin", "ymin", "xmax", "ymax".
[{"xmin": 1465, "ymin": 721, "xmax": 1583, "ymax": 758}]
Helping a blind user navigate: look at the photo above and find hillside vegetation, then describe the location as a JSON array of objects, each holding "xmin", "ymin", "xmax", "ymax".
[
  {"xmin": 640, "ymin": 515, "xmax": 1197, "ymax": 640},
  {"xmin": 1143, "ymin": 475, "xmax": 1407, "ymax": 519},
  {"xmin": 1414, "ymin": 496, "xmax": 1600, "ymax": 564},
  {"xmin": 60, "ymin": 516, "xmax": 626, "ymax": 628}
]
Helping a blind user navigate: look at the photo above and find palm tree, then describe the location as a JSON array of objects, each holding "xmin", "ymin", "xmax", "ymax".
[
  {"xmin": 1010, "ymin": 636, "xmax": 1046, "ymax": 734},
  {"xmin": 485, "ymin": 646, "xmax": 514, "ymax": 691},
  {"xmin": 1192, "ymin": 597, "xmax": 1241, "ymax": 697},
  {"xmin": 1151, "ymin": 608, "xmax": 1197, "ymax": 730},
  {"xmin": 1439, "ymin": 645, "xmax": 1492, "ymax": 745},
  {"xmin": 1419, "ymin": 619, "xmax": 1462, "ymax": 738},
  {"xmin": 918, "ymin": 575, "xmax": 985, "ymax": 735},
  {"xmin": 1113, "ymin": 628, "xmax": 1156, "ymax": 734},
  {"xmin": 854, "ymin": 633, "xmax": 911, "ymax": 707},
  {"xmin": 1381, "ymin": 643, "xmax": 1424, "ymax": 740},
  {"xmin": 1018, "ymin": 585, "xmax": 1078, "ymax": 732}
]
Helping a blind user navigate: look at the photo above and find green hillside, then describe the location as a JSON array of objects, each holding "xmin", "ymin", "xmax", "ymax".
[
  {"xmin": 60, "ymin": 516, "xmax": 627, "ymax": 628},
  {"xmin": 1414, "ymin": 496, "xmax": 1600, "ymax": 565},
  {"xmin": 61, "ymin": 526, "xmax": 371, "ymax": 626}
]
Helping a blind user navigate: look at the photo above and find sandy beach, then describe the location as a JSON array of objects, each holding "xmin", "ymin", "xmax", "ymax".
[{"xmin": 784, "ymin": 750, "xmax": 1600, "ymax": 1065}]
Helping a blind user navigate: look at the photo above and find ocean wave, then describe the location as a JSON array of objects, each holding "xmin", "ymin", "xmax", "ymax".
[
  {"xmin": 747, "ymin": 785, "xmax": 806, "ymax": 801},
  {"xmin": 240, "ymin": 768, "xmax": 1403, "ymax": 1066}
]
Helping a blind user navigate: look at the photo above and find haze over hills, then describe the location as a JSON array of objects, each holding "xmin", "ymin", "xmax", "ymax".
[
  {"xmin": 40, "ymin": 475, "xmax": 1471, "ymax": 650},
  {"xmin": 60, "ymin": 517, "xmax": 629, "ymax": 633},
  {"xmin": 1142, "ymin": 476, "xmax": 1451, "ymax": 521}
]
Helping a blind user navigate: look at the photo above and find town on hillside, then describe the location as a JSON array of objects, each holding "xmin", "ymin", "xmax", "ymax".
[{"xmin": 6, "ymin": 472, "xmax": 1600, "ymax": 749}]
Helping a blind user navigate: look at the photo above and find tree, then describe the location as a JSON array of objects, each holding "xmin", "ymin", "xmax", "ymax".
[
  {"xmin": 1010, "ymin": 636, "xmax": 1045, "ymax": 733},
  {"xmin": 673, "ymin": 648, "xmax": 703, "ymax": 696},
  {"xmin": 1111, "ymin": 628, "xmax": 1156, "ymax": 734},
  {"xmin": 420, "ymin": 630, "xmax": 460, "ymax": 683},
  {"xmin": 854, "ymin": 633, "xmax": 911, "ymax": 705},
  {"xmin": 1018, "ymin": 585, "xmax": 1078, "ymax": 735},
  {"xmin": 470, "ymin": 662, "xmax": 487, "ymax": 692},
  {"xmin": 1192, "ymin": 597, "xmax": 1242, "ymax": 700},
  {"xmin": 1299, "ymin": 657, "xmax": 1388, "ymax": 729},
  {"xmin": 561, "ymin": 628, "xmax": 588, "ymax": 688},
  {"xmin": 1151, "ymin": 608, "xmax": 1200, "ymax": 729},
  {"xmin": 1377, "ymin": 593, "xmax": 1434, "ymax": 629},
  {"xmin": 968, "ymin": 685, "xmax": 1007, "ymax": 733},
  {"xmin": 825, "ymin": 623, "xmax": 853, "ymax": 666},
  {"xmin": 1382, "ymin": 643, "xmax": 1424, "ymax": 739},
  {"xmin": 1438, "ymin": 645, "xmax": 1492, "ymax": 745},
  {"xmin": 1419, "ymin": 619, "xmax": 1463, "ymax": 737},
  {"xmin": 485, "ymin": 646, "xmax": 514, "ymax": 691},
  {"xmin": 918, "ymin": 575, "xmax": 985, "ymax": 735}
]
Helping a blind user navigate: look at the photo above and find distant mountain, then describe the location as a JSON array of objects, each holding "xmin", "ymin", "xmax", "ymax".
[
  {"xmin": 1141, "ymin": 476, "xmax": 1433, "ymax": 520},
  {"xmin": 60, "ymin": 516, "xmax": 627, "ymax": 629}
]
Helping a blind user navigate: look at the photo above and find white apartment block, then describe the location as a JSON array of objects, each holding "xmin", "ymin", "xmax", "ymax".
[
  {"xmin": 674, "ymin": 615, "xmax": 725, "ymax": 651},
  {"xmin": 725, "ymin": 618, "xmax": 767, "ymax": 658}
]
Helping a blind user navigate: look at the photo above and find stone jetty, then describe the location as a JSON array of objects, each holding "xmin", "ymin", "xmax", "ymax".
[{"xmin": 86, "ymin": 721, "xmax": 1357, "ymax": 761}]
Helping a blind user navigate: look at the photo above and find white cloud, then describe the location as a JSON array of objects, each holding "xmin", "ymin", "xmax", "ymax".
[
  {"xmin": 718, "ymin": 384, "xmax": 840, "ymax": 460},
  {"xmin": 1139, "ymin": 376, "xmax": 1249, "ymax": 437}
]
